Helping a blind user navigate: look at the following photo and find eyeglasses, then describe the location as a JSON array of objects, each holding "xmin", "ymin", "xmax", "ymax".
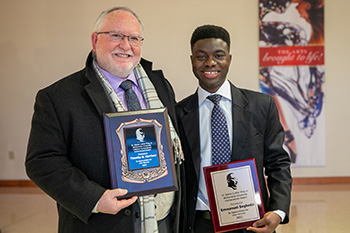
[{"xmin": 97, "ymin": 31, "xmax": 144, "ymax": 46}]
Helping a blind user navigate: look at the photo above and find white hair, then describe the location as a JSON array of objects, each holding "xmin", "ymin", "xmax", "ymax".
[{"xmin": 94, "ymin": 7, "xmax": 144, "ymax": 33}]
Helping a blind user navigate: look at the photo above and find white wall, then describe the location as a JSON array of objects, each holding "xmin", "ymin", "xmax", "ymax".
[{"xmin": 1, "ymin": 0, "xmax": 349, "ymax": 180}]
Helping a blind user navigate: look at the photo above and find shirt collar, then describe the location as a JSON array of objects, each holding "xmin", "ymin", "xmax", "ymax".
[
  {"xmin": 198, "ymin": 79, "xmax": 231, "ymax": 106},
  {"xmin": 96, "ymin": 64, "xmax": 138, "ymax": 89}
]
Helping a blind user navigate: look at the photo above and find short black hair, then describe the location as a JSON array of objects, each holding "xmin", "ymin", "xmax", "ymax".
[{"xmin": 190, "ymin": 25, "xmax": 231, "ymax": 50}]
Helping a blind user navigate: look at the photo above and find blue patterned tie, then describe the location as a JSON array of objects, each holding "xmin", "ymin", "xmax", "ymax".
[
  {"xmin": 120, "ymin": 80, "xmax": 141, "ymax": 110},
  {"xmin": 207, "ymin": 95, "xmax": 231, "ymax": 165}
]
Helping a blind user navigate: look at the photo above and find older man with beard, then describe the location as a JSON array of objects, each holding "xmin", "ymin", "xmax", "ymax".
[{"xmin": 26, "ymin": 7, "xmax": 183, "ymax": 233}]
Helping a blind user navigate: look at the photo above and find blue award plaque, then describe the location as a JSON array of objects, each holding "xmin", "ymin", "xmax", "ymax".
[
  {"xmin": 124, "ymin": 125, "xmax": 160, "ymax": 171},
  {"xmin": 103, "ymin": 108, "xmax": 178, "ymax": 198}
]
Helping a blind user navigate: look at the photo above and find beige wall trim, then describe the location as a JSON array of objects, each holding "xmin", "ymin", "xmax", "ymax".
[
  {"xmin": 0, "ymin": 180, "xmax": 36, "ymax": 187},
  {"xmin": 1, "ymin": 177, "xmax": 350, "ymax": 187},
  {"xmin": 292, "ymin": 177, "xmax": 350, "ymax": 185}
]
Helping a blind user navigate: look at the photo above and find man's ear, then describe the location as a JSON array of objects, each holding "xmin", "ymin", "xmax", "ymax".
[{"xmin": 91, "ymin": 32, "xmax": 98, "ymax": 52}]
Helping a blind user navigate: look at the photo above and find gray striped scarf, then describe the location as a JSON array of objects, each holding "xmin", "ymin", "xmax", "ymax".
[{"xmin": 93, "ymin": 60, "xmax": 183, "ymax": 233}]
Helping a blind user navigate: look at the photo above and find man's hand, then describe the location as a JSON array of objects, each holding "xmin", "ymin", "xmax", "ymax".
[
  {"xmin": 246, "ymin": 211, "xmax": 281, "ymax": 233},
  {"xmin": 97, "ymin": 189, "xmax": 137, "ymax": 215}
]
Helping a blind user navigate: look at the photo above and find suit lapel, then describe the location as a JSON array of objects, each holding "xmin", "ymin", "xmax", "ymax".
[
  {"xmin": 179, "ymin": 93, "xmax": 202, "ymax": 178},
  {"xmin": 230, "ymin": 82, "xmax": 251, "ymax": 161},
  {"xmin": 84, "ymin": 67, "xmax": 115, "ymax": 118}
]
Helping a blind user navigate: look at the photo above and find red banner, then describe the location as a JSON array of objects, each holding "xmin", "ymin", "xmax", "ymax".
[{"xmin": 260, "ymin": 46, "xmax": 324, "ymax": 66}]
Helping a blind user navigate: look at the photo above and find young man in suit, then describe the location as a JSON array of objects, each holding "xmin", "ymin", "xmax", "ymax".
[
  {"xmin": 176, "ymin": 25, "xmax": 292, "ymax": 233},
  {"xmin": 26, "ymin": 7, "xmax": 183, "ymax": 233}
]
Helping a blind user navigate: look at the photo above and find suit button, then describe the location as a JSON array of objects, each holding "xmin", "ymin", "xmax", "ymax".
[
  {"xmin": 135, "ymin": 212, "xmax": 140, "ymax": 218},
  {"xmin": 193, "ymin": 196, "xmax": 197, "ymax": 201},
  {"xmin": 124, "ymin": 209, "xmax": 131, "ymax": 216}
]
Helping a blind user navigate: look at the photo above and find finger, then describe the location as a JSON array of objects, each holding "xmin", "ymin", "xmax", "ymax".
[
  {"xmin": 246, "ymin": 227, "xmax": 265, "ymax": 233},
  {"xmin": 111, "ymin": 188, "xmax": 128, "ymax": 197},
  {"xmin": 116, "ymin": 196, "xmax": 138, "ymax": 210},
  {"xmin": 246, "ymin": 226, "xmax": 258, "ymax": 233},
  {"xmin": 252, "ymin": 219, "xmax": 265, "ymax": 228}
]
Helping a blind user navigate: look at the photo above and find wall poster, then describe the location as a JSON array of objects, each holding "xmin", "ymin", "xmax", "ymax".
[{"xmin": 259, "ymin": 0, "xmax": 325, "ymax": 166}]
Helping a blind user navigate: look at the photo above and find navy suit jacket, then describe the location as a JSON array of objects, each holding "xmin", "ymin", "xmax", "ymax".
[
  {"xmin": 176, "ymin": 81, "xmax": 292, "ymax": 233},
  {"xmin": 26, "ymin": 52, "xmax": 182, "ymax": 233}
]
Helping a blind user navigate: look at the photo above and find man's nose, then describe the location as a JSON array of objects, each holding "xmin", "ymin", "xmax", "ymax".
[
  {"xmin": 204, "ymin": 57, "xmax": 217, "ymax": 66},
  {"xmin": 119, "ymin": 36, "xmax": 132, "ymax": 49}
]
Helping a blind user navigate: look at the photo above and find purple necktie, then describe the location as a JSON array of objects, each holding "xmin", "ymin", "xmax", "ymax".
[{"xmin": 120, "ymin": 80, "xmax": 141, "ymax": 111}]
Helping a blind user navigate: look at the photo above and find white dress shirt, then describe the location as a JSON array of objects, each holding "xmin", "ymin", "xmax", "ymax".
[{"xmin": 196, "ymin": 80, "xmax": 232, "ymax": 211}]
